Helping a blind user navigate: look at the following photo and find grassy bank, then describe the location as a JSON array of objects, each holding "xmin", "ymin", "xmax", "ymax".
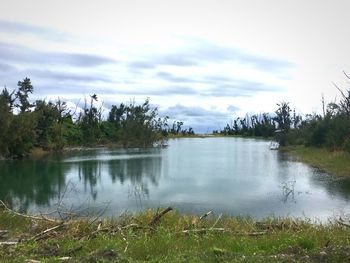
[
  {"xmin": 1, "ymin": 207, "xmax": 350, "ymax": 262},
  {"xmin": 282, "ymin": 145, "xmax": 350, "ymax": 177}
]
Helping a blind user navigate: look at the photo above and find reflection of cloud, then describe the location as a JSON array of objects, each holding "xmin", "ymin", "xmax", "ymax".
[{"xmin": 0, "ymin": 42, "xmax": 116, "ymax": 67}]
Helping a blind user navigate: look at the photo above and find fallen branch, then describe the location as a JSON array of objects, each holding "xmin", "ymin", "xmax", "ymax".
[
  {"xmin": 0, "ymin": 230, "xmax": 8, "ymax": 238},
  {"xmin": 149, "ymin": 207, "xmax": 173, "ymax": 227},
  {"xmin": 91, "ymin": 223, "xmax": 148, "ymax": 236},
  {"xmin": 0, "ymin": 241, "xmax": 18, "ymax": 246},
  {"xmin": 245, "ymin": 231, "xmax": 268, "ymax": 236},
  {"xmin": 121, "ymin": 223, "xmax": 143, "ymax": 230},
  {"xmin": 30, "ymin": 223, "xmax": 65, "ymax": 241},
  {"xmin": 0, "ymin": 200, "xmax": 57, "ymax": 223},
  {"xmin": 180, "ymin": 228, "xmax": 268, "ymax": 236},
  {"xmin": 181, "ymin": 228, "xmax": 228, "ymax": 234}
]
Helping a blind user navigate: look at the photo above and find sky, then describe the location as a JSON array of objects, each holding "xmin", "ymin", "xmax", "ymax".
[{"xmin": 0, "ymin": 0, "xmax": 350, "ymax": 132}]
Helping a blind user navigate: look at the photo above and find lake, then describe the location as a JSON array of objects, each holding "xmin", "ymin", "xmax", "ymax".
[{"xmin": 1, "ymin": 137, "xmax": 350, "ymax": 221}]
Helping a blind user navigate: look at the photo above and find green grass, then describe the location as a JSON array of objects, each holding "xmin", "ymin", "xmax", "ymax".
[
  {"xmin": 1, "ymin": 209, "xmax": 350, "ymax": 262},
  {"xmin": 282, "ymin": 145, "xmax": 350, "ymax": 177}
]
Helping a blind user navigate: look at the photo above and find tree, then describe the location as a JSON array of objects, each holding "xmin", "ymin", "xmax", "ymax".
[
  {"xmin": 274, "ymin": 102, "xmax": 292, "ymax": 146},
  {"xmin": 16, "ymin": 77, "xmax": 34, "ymax": 113},
  {"xmin": 78, "ymin": 94, "xmax": 102, "ymax": 143},
  {"xmin": 274, "ymin": 102, "xmax": 292, "ymax": 132}
]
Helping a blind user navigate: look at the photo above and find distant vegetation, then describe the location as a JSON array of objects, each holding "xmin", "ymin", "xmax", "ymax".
[
  {"xmin": 1, "ymin": 75, "xmax": 350, "ymax": 158},
  {"xmin": 0, "ymin": 78, "xmax": 194, "ymax": 158},
  {"xmin": 216, "ymin": 76, "xmax": 350, "ymax": 153}
]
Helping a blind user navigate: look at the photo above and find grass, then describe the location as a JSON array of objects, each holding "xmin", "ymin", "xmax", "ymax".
[
  {"xmin": 282, "ymin": 145, "xmax": 350, "ymax": 177},
  {"xmin": 1, "ymin": 208, "xmax": 350, "ymax": 262}
]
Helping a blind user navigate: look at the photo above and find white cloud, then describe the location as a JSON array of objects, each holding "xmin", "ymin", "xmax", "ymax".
[{"xmin": 0, "ymin": 0, "xmax": 349, "ymax": 131}]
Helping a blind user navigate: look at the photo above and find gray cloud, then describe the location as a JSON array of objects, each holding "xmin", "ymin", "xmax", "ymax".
[
  {"xmin": 227, "ymin": 105, "xmax": 239, "ymax": 112},
  {"xmin": 162, "ymin": 104, "xmax": 216, "ymax": 117},
  {"xmin": 105, "ymin": 85, "xmax": 198, "ymax": 97},
  {"xmin": 160, "ymin": 104, "xmax": 236, "ymax": 133},
  {"xmin": 129, "ymin": 42, "xmax": 293, "ymax": 73},
  {"xmin": 156, "ymin": 71, "xmax": 197, "ymax": 83},
  {"xmin": 28, "ymin": 69, "xmax": 112, "ymax": 83},
  {"xmin": 0, "ymin": 19, "xmax": 71, "ymax": 41},
  {"xmin": 205, "ymin": 82, "xmax": 281, "ymax": 97},
  {"xmin": 154, "ymin": 71, "xmax": 284, "ymax": 98},
  {"xmin": 0, "ymin": 62, "xmax": 16, "ymax": 72},
  {"xmin": 0, "ymin": 42, "xmax": 115, "ymax": 67}
]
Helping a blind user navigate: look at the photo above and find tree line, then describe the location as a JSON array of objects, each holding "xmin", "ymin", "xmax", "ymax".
[
  {"xmin": 216, "ymin": 83, "xmax": 350, "ymax": 153},
  {"xmin": 0, "ymin": 78, "xmax": 194, "ymax": 158}
]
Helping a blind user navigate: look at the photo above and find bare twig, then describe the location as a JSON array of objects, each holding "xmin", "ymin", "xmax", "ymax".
[
  {"xmin": 148, "ymin": 207, "xmax": 173, "ymax": 227},
  {"xmin": 336, "ymin": 219, "xmax": 350, "ymax": 228},
  {"xmin": 199, "ymin": 211, "xmax": 212, "ymax": 220},
  {"xmin": 210, "ymin": 213, "xmax": 222, "ymax": 230},
  {"xmin": 117, "ymin": 226, "xmax": 129, "ymax": 253},
  {"xmin": 89, "ymin": 202, "xmax": 111, "ymax": 225}
]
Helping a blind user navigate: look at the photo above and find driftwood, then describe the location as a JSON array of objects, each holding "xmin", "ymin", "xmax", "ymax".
[{"xmin": 148, "ymin": 207, "xmax": 173, "ymax": 227}]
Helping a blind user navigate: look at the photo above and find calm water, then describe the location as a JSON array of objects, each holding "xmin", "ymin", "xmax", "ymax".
[{"xmin": 1, "ymin": 137, "xmax": 350, "ymax": 220}]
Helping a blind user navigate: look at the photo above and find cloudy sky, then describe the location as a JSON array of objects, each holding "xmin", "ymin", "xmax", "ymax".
[{"xmin": 0, "ymin": 0, "xmax": 349, "ymax": 132}]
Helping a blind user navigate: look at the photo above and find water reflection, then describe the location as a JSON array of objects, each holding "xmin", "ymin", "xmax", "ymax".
[
  {"xmin": 0, "ymin": 138, "xmax": 350, "ymax": 220},
  {"xmin": 310, "ymin": 172, "xmax": 350, "ymax": 201},
  {"xmin": 0, "ymin": 156, "xmax": 68, "ymax": 211}
]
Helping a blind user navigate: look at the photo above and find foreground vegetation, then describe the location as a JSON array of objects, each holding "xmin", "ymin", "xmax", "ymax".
[{"xmin": 1, "ymin": 207, "xmax": 350, "ymax": 262}]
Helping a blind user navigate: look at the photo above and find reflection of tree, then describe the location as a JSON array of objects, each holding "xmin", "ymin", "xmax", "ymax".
[
  {"xmin": 108, "ymin": 156, "xmax": 161, "ymax": 186},
  {"xmin": 78, "ymin": 160, "xmax": 100, "ymax": 200},
  {"xmin": 280, "ymin": 180, "xmax": 296, "ymax": 203},
  {"xmin": 277, "ymin": 150, "xmax": 350, "ymax": 202},
  {"xmin": 74, "ymin": 151, "xmax": 162, "ymax": 200},
  {"xmin": 0, "ymin": 156, "xmax": 69, "ymax": 212},
  {"xmin": 0, "ymin": 149, "xmax": 163, "ymax": 212}
]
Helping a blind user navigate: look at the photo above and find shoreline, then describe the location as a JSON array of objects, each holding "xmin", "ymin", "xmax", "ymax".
[{"xmin": 280, "ymin": 145, "xmax": 350, "ymax": 178}]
